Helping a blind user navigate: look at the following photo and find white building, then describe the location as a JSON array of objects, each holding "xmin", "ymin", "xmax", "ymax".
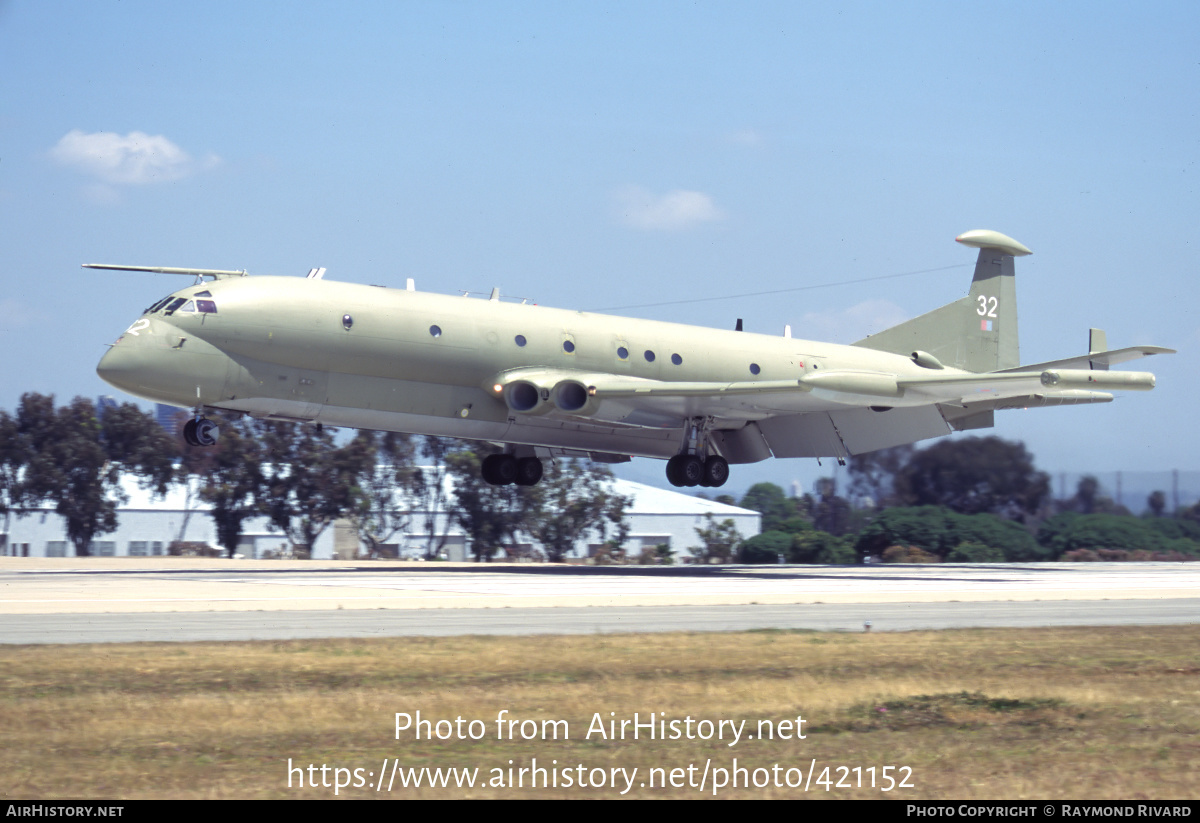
[{"xmin": 1, "ymin": 475, "xmax": 760, "ymax": 562}]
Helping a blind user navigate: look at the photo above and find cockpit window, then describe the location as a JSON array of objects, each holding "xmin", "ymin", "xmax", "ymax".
[
  {"xmin": 177, "ymin": 301, "xmax": 197, "ymax": 314},
  {"xmin": 196, "ymin": 299, "xmax": 217, "ymax": 314},
  {"xmin": 144, "ymin": 295, "xmax": 175, "ymax": 314},
  {"xmin": 162, "ymin": 297, "xmax": 188, "ymax": 315},
  {"xmin": 193, "ymin": 290, "xmax": 213, "ymax": 298}
]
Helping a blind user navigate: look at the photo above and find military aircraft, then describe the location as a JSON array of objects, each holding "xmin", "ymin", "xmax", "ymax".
[{"xmin": 91, "ymin": 229, "xmax": 1172, "ymax": 488}]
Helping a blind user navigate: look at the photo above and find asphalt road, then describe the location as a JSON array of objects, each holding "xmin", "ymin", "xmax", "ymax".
[
  {"xmin": 3, "ymin": 598, "xmax": 1200, "ymax": 644},
  {"xmin": 1, "ymin": 558, "xmax": 1197, "ymax": 643}
]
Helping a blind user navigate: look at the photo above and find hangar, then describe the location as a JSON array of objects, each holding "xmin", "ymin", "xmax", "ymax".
[{"xmin": 1, "ymin": 474, "xmax": 760, "ymax": 562}]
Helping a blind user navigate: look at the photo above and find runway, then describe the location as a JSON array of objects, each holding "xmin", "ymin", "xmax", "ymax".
[{"xmin": 1, "ymin": 558, "xmax": 1197, "ymax": 644}]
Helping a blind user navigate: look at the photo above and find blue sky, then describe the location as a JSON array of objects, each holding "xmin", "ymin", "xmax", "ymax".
[{"xmin": 2, "ymin": 1, "xmax": 1196, "ymax": 497}]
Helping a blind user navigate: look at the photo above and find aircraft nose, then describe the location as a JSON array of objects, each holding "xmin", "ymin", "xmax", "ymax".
[
  {"xmin": 96, "ymin": 338, "xmax": 144, "ymax": 395},
  {"xmin": 96, "ymin": 317, "xmax": 229, "ymax": 406}
]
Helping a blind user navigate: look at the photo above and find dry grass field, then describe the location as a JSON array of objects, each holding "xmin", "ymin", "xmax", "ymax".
[{"xmin": 2, "ymin": 626, "xmax": 1198, "ymax": 799}]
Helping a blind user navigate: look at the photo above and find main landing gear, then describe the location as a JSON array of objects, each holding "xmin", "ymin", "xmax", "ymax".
[
  {"xmin": 664, "ymin": 417, "xmax": 729, "ymax": 488},
  {"xmin": 665, "ymin": 453, "xmax": 729, "ymax": 488},
  {"xmin": 182, "ymin": 416, "xmax": 219, "ymax": 447},
  {"xmin": 481, "ymin": 453, "xmax": 544, "ymax": 486}
]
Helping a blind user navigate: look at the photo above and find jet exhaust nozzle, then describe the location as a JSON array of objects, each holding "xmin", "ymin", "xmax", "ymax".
[
  {"xmin": 553, "ymin": 380, "xmax": 600, "ymax": 415},
  {"xmin": 503, "ymin": 380, "xmax": 553, "ymax": 415}
]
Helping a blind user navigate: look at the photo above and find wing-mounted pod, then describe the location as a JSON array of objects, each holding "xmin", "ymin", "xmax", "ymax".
[
  {"xmin": 1039, "ymin": 369, "xmax": 1155, "ymax": 391},
  {"xmin": 799, "ymin": 370, "xmax": 903, "ymax": 399}
]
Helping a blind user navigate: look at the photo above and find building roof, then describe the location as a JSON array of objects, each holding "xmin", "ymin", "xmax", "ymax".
[
  {"xmin": 26, "ymin": 472, "xmax": 760, "ymax": 519},
  {"xmin": 613, "ymin": 479, "xmax": 758, "ymax": 518}
]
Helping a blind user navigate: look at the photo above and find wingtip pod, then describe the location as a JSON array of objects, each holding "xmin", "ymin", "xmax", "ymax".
[
  {"xmin": 955, "ymin": 230, "xmax": 1032, "ymax": 257},
  {"xmin": 1040, "ymin": 369, "xmax": 1156, "ymax": 391}
]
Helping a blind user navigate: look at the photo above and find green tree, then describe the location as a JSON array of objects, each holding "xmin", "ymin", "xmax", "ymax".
[
  {"xmin": 0, "ymin": 408, "xmax": 32, "ymax": 539},
  {"xmin": 17, "ymin": 394, "xmax": 174, "ymax": 557},
  {"xmin": 444, "ymin": 445, "xmax": 535, "ymax": 562},
  {"xmin": 855, "ymin": 505, "xmax": 1042, "ymax": 562},
  {"xmin": 98, "ymin": 402, "xmax": 177, "ymax": 491},
  {"xmin": 693, "ymin": 515, "xmax": 743, "ymax": 563},
  {"xmin": 738, "ymin": 530, "xmax": 791, "ymax": 564},
  {"xmin": 45, "ymin": 398, "xmax": 114, "ymax": 557},
  {"xmin": 525, "ymin": 460, "xmax": 630, "ymax": 562},
  {"xmin": 1059, "ymin": 476, "xmax": 1128, "ymax": 516},
  {"xmin": 949, "ymin": 511, "xmax": 1045, "ymax": 561},
  {"xmin": 847, "ymin": 445, "xmax": 914, "ymax": 508},
  {"xmin": 350, "ymin": 430, "xmax": 428, "ymax": 558},
  {"xmin": 811, "ymin": 476, "xmax": 852, "ymax": 536},
  {"xmin": 416, "ymin": 436, "xmax": 455, "ymax": 560},
  {"xmin": 946, "ymin": 541, "xmax": 1006, "ymax": 563},
  {"xmin": 739, "ymin": 483, "xmax": 796, "ymax": 532},
  {"xmin": 258, "ymin": 421, "xmax": 374, "ymax": 557},
  {"xmin": 790, "ymin": 530, "xmax": 857, "ymax": 564},
  {"xmin": 165, "ymin": 408, "xmax": 216, "ymax": 545},
  {"xmin": 856, "ymin": 506, "xmax": 951, "ymax": 559},
  {"xmin": 1036, "ymin": 512, "xmax": 1196, "ymax": 558},
  {"xmin": 894, "ymin": 436, "xmax": 1050, "ymax": 521},
  {"xmin": 198, "ymin": 416, "xmax": 266, "ymax": 558}
]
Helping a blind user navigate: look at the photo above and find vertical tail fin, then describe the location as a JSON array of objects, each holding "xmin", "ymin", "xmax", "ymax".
[{"xmin": 852, "ymin": 230, "xmax": 1031, "ymax": 373}]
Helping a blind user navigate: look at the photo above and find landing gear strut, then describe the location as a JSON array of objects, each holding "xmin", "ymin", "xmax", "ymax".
[
  {"xmin": 481, "ymin": 454, "xmax": 544, "ymax": 486},
  {"xmin": 182, "ymin": 416, "xmax": 219, "ymax": 447},
  {"xmin": 665, "ymin": 417, "xmax": 729, "ymax": 488}
]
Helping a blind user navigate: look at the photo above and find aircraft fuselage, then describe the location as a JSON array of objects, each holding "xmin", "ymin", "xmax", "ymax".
[{"xmin": 98, "ymin": 275, "xmax": 934, "ymax": 461}]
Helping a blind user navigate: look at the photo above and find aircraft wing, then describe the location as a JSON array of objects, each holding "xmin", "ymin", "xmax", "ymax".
[
  {"xmin": 491, "ymin": 366, "xmax": 1154, "ymax": 428},
  {"xmin": 591, "ymin": 378, "xmax": 804, "ymax": 398}
]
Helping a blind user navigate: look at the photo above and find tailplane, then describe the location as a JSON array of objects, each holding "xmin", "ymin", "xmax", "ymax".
[{"xmin": 853, "ymin": 229, "xmax": 1030, "ymax": 373}]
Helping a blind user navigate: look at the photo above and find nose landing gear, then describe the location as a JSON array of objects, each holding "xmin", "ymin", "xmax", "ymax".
[{"xmin": 182, "ymin": 416, "xmax": 219, "ymax": 447}]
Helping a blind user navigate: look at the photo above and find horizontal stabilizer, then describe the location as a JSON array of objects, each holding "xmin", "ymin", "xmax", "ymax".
[{"xmin": 1000, "ymin": 345, "xmax": 1175, "ymax": 373}]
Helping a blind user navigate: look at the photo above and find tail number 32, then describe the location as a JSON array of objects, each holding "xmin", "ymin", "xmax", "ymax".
[{"xmin": 976, "ymin": 296, "xmax": 998, "ymax": 318}]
